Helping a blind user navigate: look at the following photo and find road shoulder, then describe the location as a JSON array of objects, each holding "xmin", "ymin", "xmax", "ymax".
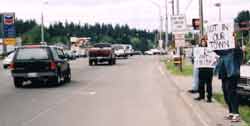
[{"xmin": 158, "ymin": 60, "xmax": 246, "ymax": 126}]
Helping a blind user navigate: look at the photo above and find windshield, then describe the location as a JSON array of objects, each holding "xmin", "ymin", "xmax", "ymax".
[
  {"xmin": 113, "ymin": 45, "xmax": 124, "ymax": 50},
  {"xmin": 16, "ymin": 48, "xmax": 49, "ymax": 60}
]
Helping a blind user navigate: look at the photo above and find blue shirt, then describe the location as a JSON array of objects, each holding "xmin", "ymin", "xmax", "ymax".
[{"xmin": 214, "ymin": 48, "xmax": 243, "ymax": 79}]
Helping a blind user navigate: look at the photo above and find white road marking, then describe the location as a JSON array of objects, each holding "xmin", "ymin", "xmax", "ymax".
[
  {"xmin": 158, "ymin": 66, "xmax": 165, "ymax": 76},
  {"xmin": 21, "ymin": 98, "xmax": 71, "ymax": 126}
]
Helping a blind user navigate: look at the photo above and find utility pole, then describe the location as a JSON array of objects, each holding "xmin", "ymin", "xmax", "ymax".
[
  {"xmin": 199, "ymin": 0, "xmax": 204, "ymax": 37},
  {"xmin": 151, "ymin": 1, "xmax": 163, "ymax": 49},
  {"xmin": 171, "ymin": 0, "xmax": 175, "ymax": 15},
  {"xmin": 165, "ymin": 0, "xmax": 169, "ymax": 49},
  {"xmin": 176, "ymin": 0, "xmax": 180, "ymax": 15}
]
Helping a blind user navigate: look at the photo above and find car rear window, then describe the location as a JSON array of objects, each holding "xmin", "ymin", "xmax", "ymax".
[
  {"xmin": 94, "ymin": 44, "xmax": 111, "ymax": 48},
  {"xmin": 16, "ymin": 48, "xmax": 49, "ymax": 60}
]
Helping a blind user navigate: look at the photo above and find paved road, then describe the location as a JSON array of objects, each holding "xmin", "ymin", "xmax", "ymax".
[{"xmin": 0, "ymin": 56, "xmax": 204, "ymax": 126}]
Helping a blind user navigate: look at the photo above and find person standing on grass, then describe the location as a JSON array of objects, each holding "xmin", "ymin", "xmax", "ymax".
[
  {"xmin": 194, "ymin": 38, "xmax": 214, "ymax": 102},
  {"xmin": 214, "ymin": 38, "xmax": 243, "ymax": 122}
]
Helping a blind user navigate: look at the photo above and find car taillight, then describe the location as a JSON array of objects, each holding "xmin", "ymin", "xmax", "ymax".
[
  {"xmin": 8, "ymin": 63, "xmax": 15, "ymax": 70},
  {"xmin": 50, "ymin": 62, "xmax": 57, "ymax": 70}
]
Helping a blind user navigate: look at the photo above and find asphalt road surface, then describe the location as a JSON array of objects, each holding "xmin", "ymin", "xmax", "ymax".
[{"xmin": 0, "ymin": 56, "xmax": 204, "ymax": 126}]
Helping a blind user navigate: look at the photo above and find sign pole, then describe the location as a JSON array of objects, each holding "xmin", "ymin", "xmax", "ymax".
[{"xmin": 0, "ymin": 14, "xmax": 7, "ymax": 57}]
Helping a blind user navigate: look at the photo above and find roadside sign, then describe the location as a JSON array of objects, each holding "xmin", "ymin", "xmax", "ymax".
[
  {"xmin": 171, "ymin": 15, "xmax": 187, "ymax": 32},
  {"xmin": 207, "ymin": 22, "xmax": 235, "ymax": 50},
  {"xmin": 194, "ymin": 47, "xmax": 219, "ymax": 68},
  {"xmin": 2, "ymin": 13, "xmax": 16, "ymax": 46},
  {"xmin": 3, "ymin": 38, "xmax": 16, "ymax": 45},
  {"xmin": 174, "ymin": 32, "xmax": 185, "ymax": 48},
  {"xmin": 3, "ymin": 13, "xmax": 16, "ymax": 38}
]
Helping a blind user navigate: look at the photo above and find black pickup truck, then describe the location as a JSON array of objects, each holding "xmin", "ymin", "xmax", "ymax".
[{"xmin": 10, "ymin": 45, "xmax": 71, "ymax": 88}]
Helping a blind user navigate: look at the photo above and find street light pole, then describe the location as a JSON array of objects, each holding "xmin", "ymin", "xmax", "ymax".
[
  {"xmin": 41, "ymin": 12, "xmax": 44, "ymax": 42},
  {"xmin": 215, "ymin": 3, "xmax": 222, "ymax": 22},
  {"xmin": 41, "ymin": 1, "xmax": 48, "ymax": 43}
]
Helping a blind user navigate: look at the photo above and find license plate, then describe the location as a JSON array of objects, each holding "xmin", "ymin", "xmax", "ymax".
[
  {"xmin": 97, "ymin": 57, "xmax": 103, "ymax": 59},
  {"xmin": 27, "ymin": 73, "xmax": 38, "ymax": 78}
]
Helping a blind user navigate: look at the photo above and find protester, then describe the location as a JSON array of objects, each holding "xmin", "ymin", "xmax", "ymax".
[
  {"xmin": 194, "ymin": 38, "xmax": 214, "ymax": 102},
  {"xmin": 214, "ymin": 40, "xmax": 243, "ymax": 122}
]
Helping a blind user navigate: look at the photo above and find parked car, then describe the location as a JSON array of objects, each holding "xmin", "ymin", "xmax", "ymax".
[
  {"xmin": 133, "ymin": 51, "xmax": 143, "ymax": 55},
  {"xmin": 10, "ymin": 45, "xmax": 71, "ymax": 88},
  {"xmin": 125, "ymin": 44, "xmax": 134, "ymax": 56},
  {"xmin": 112, "ymin": 44, "xmax": 128, "ymax": 58},
  {"xmin": 3, "ymin": 51, "xmax": 15, "ymax": 69},
  {"xmin": 237, "ymin": 61, "xmax": 250, "ymax": 100},
  {"xmin": 88, "ymin": 43, "xmax": 116, "ymax": 65},
  {"xmin": 144, "ymin": 49, "xmax": 162, "ymax": 55},
  {"xmin": 65, "ymin": 50, "xmax": 76, "ymax": 60}
]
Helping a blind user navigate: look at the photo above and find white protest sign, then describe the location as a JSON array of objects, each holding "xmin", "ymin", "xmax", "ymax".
[
  {"xmin": 194, "ymin": 47, "xmax": 219, "ymax": 68},
  {"xmin": 171, "ymin": 15, "xmax": 187, "ymax": 32},
  {"xmin": 207, "ymin": 22, "xmax": 235, "ymax": 50}
]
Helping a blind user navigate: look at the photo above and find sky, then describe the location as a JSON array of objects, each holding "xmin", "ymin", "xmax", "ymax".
[{"xmin": 0, "ymin": 0, "xmax": 250, "ymax": 31}]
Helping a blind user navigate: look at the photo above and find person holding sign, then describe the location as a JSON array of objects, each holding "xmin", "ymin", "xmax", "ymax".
[
  {"xmin": 211, "ymin": 29, "xmax": 243, "ymax": 122},
  {"xmin": 194, "ymin": 38, "xmax": 214, "ymax": 103}
]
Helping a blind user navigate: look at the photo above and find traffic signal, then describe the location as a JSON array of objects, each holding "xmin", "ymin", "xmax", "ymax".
[{"xmin": 192, "ymin": 19, "xmax": 200, "ymax": 30}]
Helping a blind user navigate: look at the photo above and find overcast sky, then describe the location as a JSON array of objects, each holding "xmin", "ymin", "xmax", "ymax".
[{"xmin": 1, "ymin": 0, "xmax": 250, "ymax": 31}]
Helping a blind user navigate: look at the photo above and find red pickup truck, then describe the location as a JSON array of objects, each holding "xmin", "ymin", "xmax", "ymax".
[{"xmin": 88, "ymin": 43, "xmax": 116, "ymax": 66}]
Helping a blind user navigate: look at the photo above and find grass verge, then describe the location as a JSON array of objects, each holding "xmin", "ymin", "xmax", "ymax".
[
  {"xmin": 214, "ymin": 93, "xmax": 250, "ymax": 126},
  {"xmin": 165, "ymin": 60, "xmax": 193, "ymax": 76}
]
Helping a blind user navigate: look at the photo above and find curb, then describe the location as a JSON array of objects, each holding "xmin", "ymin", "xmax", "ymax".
[{"xmin": 158, "ymin": 59, "xmax": 247, "ymax": 126}]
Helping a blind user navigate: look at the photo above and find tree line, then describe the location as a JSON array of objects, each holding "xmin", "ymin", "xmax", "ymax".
[{"xmin": 15, "ymin": 19, "xmax": 157, "ymax": 51}]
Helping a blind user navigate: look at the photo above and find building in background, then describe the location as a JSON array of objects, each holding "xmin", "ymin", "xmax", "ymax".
[{"xmin": 70, "ymin": 37, "xmax": 91, "ymax": 57}]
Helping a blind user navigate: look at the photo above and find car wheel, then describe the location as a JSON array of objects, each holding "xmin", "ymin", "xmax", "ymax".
[
  {"xmin": 89, "ymin": 60, "xmax": 93, "ymax": 66},
  {"xmin": 108, "ymin": 59, "xmax": 113, "ymax": 65},
  {"xmin": 53, "ymin": 73, "xmax": 62, "ymax": 86},
  {"xmin": 113, "ymin": 59, "xmax": 116, "ymax": 65},
  {"xmin": 94, "ymin": 61, "xmax": 98, "ymax": 65},
  {"xmin": 65, "ymin": 69, "xmax": 71, "ymax": 83},
  {"xmin": 14, "ymin": 78, "xmax": 23, "ymax": 88}
]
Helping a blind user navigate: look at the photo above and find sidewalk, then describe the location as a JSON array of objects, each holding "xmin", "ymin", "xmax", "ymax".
[{"xmin": 160, "ymin": 61, "xmax": 247, "ymax": 126}]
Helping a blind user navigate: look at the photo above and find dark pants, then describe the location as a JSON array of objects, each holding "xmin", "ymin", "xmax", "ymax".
[
  {"xmin": 198, "ymin": 68, "xmax": 213, "ymax": 100},
  {"xmin": 222, "ymin": 77, "xmax": 239, "ymax": 114}
]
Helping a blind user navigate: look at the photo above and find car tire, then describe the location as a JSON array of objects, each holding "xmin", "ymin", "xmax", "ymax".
[
  {"xmin": 94, "ymin": 61, "xmax": 98, "ymax": 65},
  {"xmin": 108, "ymin": 59, "xmax": 113, "ymax": 65},
  {"xmin": 113, "ymin": 59, "xmax": 116, "ymax": 65},
  {"xmin": 53, "ymin": 73, "xmax": 62, "ymax": 86},
  {"xmin": 89, "ymin": 60, "xmax": 93, "ymax": 66},
  {"xmin": 65, "ymin": 69, "xmax": 71, "ymax": 83},
  {"xmin": 14, "ymin": 78, "xmax": 23, "ymax": 88}
]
